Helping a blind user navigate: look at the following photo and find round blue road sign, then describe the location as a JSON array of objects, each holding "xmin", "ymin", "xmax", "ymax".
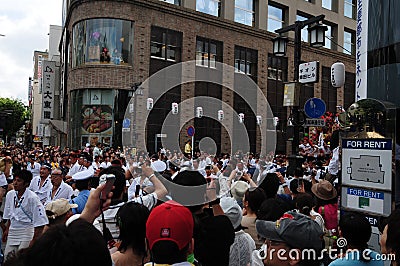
[
  {"xmin": 187, "ymin": 126, "xmax": 195, "ymax": 137},
  {"xmin": 304, "ymin": 98, "xmax": 326, "ymax": 119}
]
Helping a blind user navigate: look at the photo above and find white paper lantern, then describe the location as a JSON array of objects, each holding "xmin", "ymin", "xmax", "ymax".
[
  {"xmin": 238, "ymin": 113, "xmax": 245, "ymax": 123},
  {"xmin": 147, "ymin": 98, "xmax": 154, "ymax": 111},
  {"xmin": 196, "ymin": 107, "xmax": 203, "ymax": 118},
  {"xmin": 273, "ymin": 117, "xmax": 279, "ymax": 127},
  {"xmin": 171, "ymin": 102, "xmax": 179, "ymax": 115},
  {"xmin": 256, "ymin": 115, "xmax": 262, "ymax": 125},
  {"xmin": 218, "ymin": 110, "xmax": 224, "ymax": 121},
  {"xmin": 331, "ymin": 62, "xmax": 345, "ymax": 87}
]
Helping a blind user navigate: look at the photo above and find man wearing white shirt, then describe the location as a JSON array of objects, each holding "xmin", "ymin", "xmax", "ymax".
[
  {"xmin": 2, "ymin": 170, "xmax": 48, "ymax": 258},
  {"xmin": 81, "ymin": 154, "xmax": 95, "ymax": 175},
  {"xmin": 66, "ymin": 154, "xmax": 86, "ymax": 178},
  {"xmin": 29, "ymin": 164, "xmax": 53, "ymax": 205},
  {"xmin": 26, "ymin": 155, "xmax": 41, "ymax": 177},
  {"xmin": 193, "ymin": 159, "xmax": 206, "ymax": 177},
  {"xmin": 46, "ymin": 168, "xmax": 73, "ymax": 203}
]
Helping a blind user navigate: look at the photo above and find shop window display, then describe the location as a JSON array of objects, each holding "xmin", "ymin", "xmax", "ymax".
[{"xmin": 73, "ymin": 19, "xmax": 134, "ymax": 67}]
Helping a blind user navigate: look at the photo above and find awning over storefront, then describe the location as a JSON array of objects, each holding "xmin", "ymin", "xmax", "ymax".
[{"xmin": 49, "ymin": 120, "xmax": 67, "ymax": 134}]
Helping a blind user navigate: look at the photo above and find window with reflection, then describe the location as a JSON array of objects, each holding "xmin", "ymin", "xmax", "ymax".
[
  {"xmin": 268, "ymin": 4, "xmax": 285, "ymax": 33},
  {"xmin": 322, "ymin": 0, "xmax": 332, "ymax": 10},
  {"xmin": 344, "ymin": 30, "xmax": 355, "ymax": 55},
  {"xmin": 160, "ymin": 0, "xmax": 181, "ymax": 5},
  {"xmin": 196, "ymin": 37, "xmax": 222, "ymax": 68},
  {"xmin": 344, "ymin": 0, "xmax": 355, "ymax": 19},
  {"xmin": 72, "ymin": 19, "xmax": 134, "ymax": 67},
  {"xmin": 196, "ymin": 0, "xmax": 220, "ymax": 17},
  {"xmin": 297, "ymin": 14, "xmax": 309, "ymax": 42},
  {"xmin": 234, "ymin": 46, "xmax": 257, "ymax": 79},
  {"xmin": 150, "ymin": 26, "xmax": 182, "ymax": 62},
  {"xmin": 322, "ymin": 0, "xmax": 337, "ymax": 12},
  {"xmin": 235, "ymin": 0, "xmax": 254, "ymax": 26},
  {"xmin": 324, "ymin": 24, "xmax": 332, "ymax": 49}
]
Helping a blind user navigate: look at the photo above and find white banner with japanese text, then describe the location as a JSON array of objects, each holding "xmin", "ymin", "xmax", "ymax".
[{"xmin": 41, "ymin": 61, "xmax": 56, "ymax": 123}]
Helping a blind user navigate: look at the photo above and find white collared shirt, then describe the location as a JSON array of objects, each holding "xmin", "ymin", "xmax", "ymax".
[
  {"xmin": 29, "ymin": 176, "xmax": 53, "ymax": 205},
  {"xmin": 3, "ymin": 189, "xmax": 49, "ymax": 230},
  {"xmin": 46, "ymin": 181, "xmax": 74, "ymax": 203},
  {"xmin": 27, "ymin": 162, "xmax": 41, "ymax": 177},
  {"xmin": 68, "ymin": 162, "xmax": 86, "ymax": 176}
]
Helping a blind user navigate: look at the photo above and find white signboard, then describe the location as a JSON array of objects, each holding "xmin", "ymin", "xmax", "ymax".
[
  {"xmin": 342, "ymin": 139, "xmax": 392, "ymax": 191},
  {"xmin": 342, "ymin": 187, "xmax": 392, "ymax": 216},
  {"xmin": 304, "ymin": 118, "xmax": 325, "ymax": 127},
  {"xmin": 299, "ymin": 61, "xmax": 319, "ymax": 83},
  {"xmin": 90, "ymin": 90, "xmax": 101, "ymax": 105},
  {"xmin": 37, "ymin": 123, "xmax": 44, "ymax": 137},
  {"xmin": 355, "ymin": 0, "xmax": 368, "ymax": 101},
  {"xmin": 41, "ymin": 61, "xmax": 56, "ymax": 122},
  {"xmin": 346, "ymin": 187, "xmax": 384, "ymax": 213}
]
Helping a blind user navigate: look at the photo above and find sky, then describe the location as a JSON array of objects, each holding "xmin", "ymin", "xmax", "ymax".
[{"xmin": 0, "ymin": 0, "xmax": 62, "ymax": 105}]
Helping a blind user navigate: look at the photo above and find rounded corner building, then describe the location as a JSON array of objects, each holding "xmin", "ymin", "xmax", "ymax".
[{"xmin": 61, "ymin": 0, "xmax": 356, "ymax": 155}]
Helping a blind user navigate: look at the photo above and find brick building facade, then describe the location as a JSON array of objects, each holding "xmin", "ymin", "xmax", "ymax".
[{"xmin": 62, "ymin": 0, "xmax": 356, "ymax": 155}]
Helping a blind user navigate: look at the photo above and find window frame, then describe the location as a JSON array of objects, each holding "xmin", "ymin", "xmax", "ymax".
[
  {"xmin": 234, "ymin": 46, "xmax": 258, "ymax": 79},
  {"xmin": 160, "ymin": 0, "xmax": 181, "ymax": 6},
  {"xmin": 150, "ymin": 27, "xmax": 182, "ymax": 62},
  {"xmin": 234, "ymin": 0, "xmax": 255, "ymax": 27},
  {"xmin": 343, "ymin": 29, "xmax": 355, "ymax": 55},
  {"xmin": 196, "ymin": 37, "xmax": 223, "ymax": 68},
  {"xmin": 267, "ymin": 3, "xmax": 285, "ymax": 33},
  {"xmin": 344, "ymin": 0, "xmax": 356, "ymax": 19},
  {"xmin": 196, "ymin": 0, "xmax": 221, "ymax": 17}
]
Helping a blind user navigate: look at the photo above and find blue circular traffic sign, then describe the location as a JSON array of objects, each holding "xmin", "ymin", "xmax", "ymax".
[
  {"xmin": 304, "ymin": 98, "xmax": 326, "ymax": 119},
  {"xmin": 187, "ymin": 126, "xmax": 195, "ymax": 137}
]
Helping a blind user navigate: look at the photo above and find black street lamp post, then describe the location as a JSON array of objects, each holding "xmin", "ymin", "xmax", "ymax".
[
  {"xmin": 273, "ymin": 15, "xmax": 327, "ymax": 156},
  {"xmin": 272, "ymin": 15, "xmax": 327, "ymax": 175}
]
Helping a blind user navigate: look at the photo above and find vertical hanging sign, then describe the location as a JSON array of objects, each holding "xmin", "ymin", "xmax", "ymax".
[
  {"xmin": 355, "ymin": 0, "xmax": 368, "ymax": 100},
  {"xmin": 41, "ymin": 61, "xmax": 56, "ymax": 123}
]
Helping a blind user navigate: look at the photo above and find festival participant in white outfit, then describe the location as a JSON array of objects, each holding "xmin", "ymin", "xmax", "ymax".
[
  {"xmin": 66, "ymin": 153, "xmax": 86, "ymax": 178},
  {"xmin": 46, "ymin": 167, "xmax": 73, "ymax": 203},
  {"xmin": 81, "ymin": 153, "xmax": 95, "ymax": 175},
  {"xmin": 2, "ymin": 170, "xmax": 48, "ymax": 258},
  {"xmin": 28, "ymin": 163, "xmax": 53, "ymax": 205},
  {"xmin": 26, "ymin": 155, "xmax": 41, "ymax": 177}
]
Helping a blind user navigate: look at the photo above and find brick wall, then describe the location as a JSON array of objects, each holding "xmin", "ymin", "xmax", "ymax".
[{"xmin": 66, "ymin": 0, "xmax": 355, "ymax": 154}]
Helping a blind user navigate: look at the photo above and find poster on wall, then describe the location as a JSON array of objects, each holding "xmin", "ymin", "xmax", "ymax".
[{"xmin": 81, "ymin": 105, "xmax": 113, "ymax": 134}]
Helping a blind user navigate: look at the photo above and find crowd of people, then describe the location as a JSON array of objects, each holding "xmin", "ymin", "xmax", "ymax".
[{"xmin": 0, "ymin": 140, "xmax": 398, "ymax": 266}]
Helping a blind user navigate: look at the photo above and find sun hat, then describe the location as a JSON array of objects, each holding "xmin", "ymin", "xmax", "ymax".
[
  {"xmin": 230, "ymin": 180, "xmax": 249, "ymax": 201},
  {"xmin": 311, "ymin": 180, "xmax": 337, "ymax": 200}
]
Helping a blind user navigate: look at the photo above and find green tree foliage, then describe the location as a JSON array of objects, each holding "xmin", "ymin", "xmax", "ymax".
[{"xmin": 0, "ymin": 98, "xmax": 29, "ymax": 140}]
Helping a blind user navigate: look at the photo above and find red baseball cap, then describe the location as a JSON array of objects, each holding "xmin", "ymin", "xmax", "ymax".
[{"xmin": 146, "ymin": 200, "xmax": 193, "ymax": 250}]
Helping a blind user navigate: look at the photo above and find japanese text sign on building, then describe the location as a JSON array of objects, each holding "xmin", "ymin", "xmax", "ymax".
[
  {"xmin": 41, "ymin": 61, "xmax": 56, "ymax": 123},
  {"xmin": 299, "ymin": 61, "xmax": 319, "ymax": 83},
  {"xmin": 304, "ymin": 118, "xmax": 325, "ymax": 127}
]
